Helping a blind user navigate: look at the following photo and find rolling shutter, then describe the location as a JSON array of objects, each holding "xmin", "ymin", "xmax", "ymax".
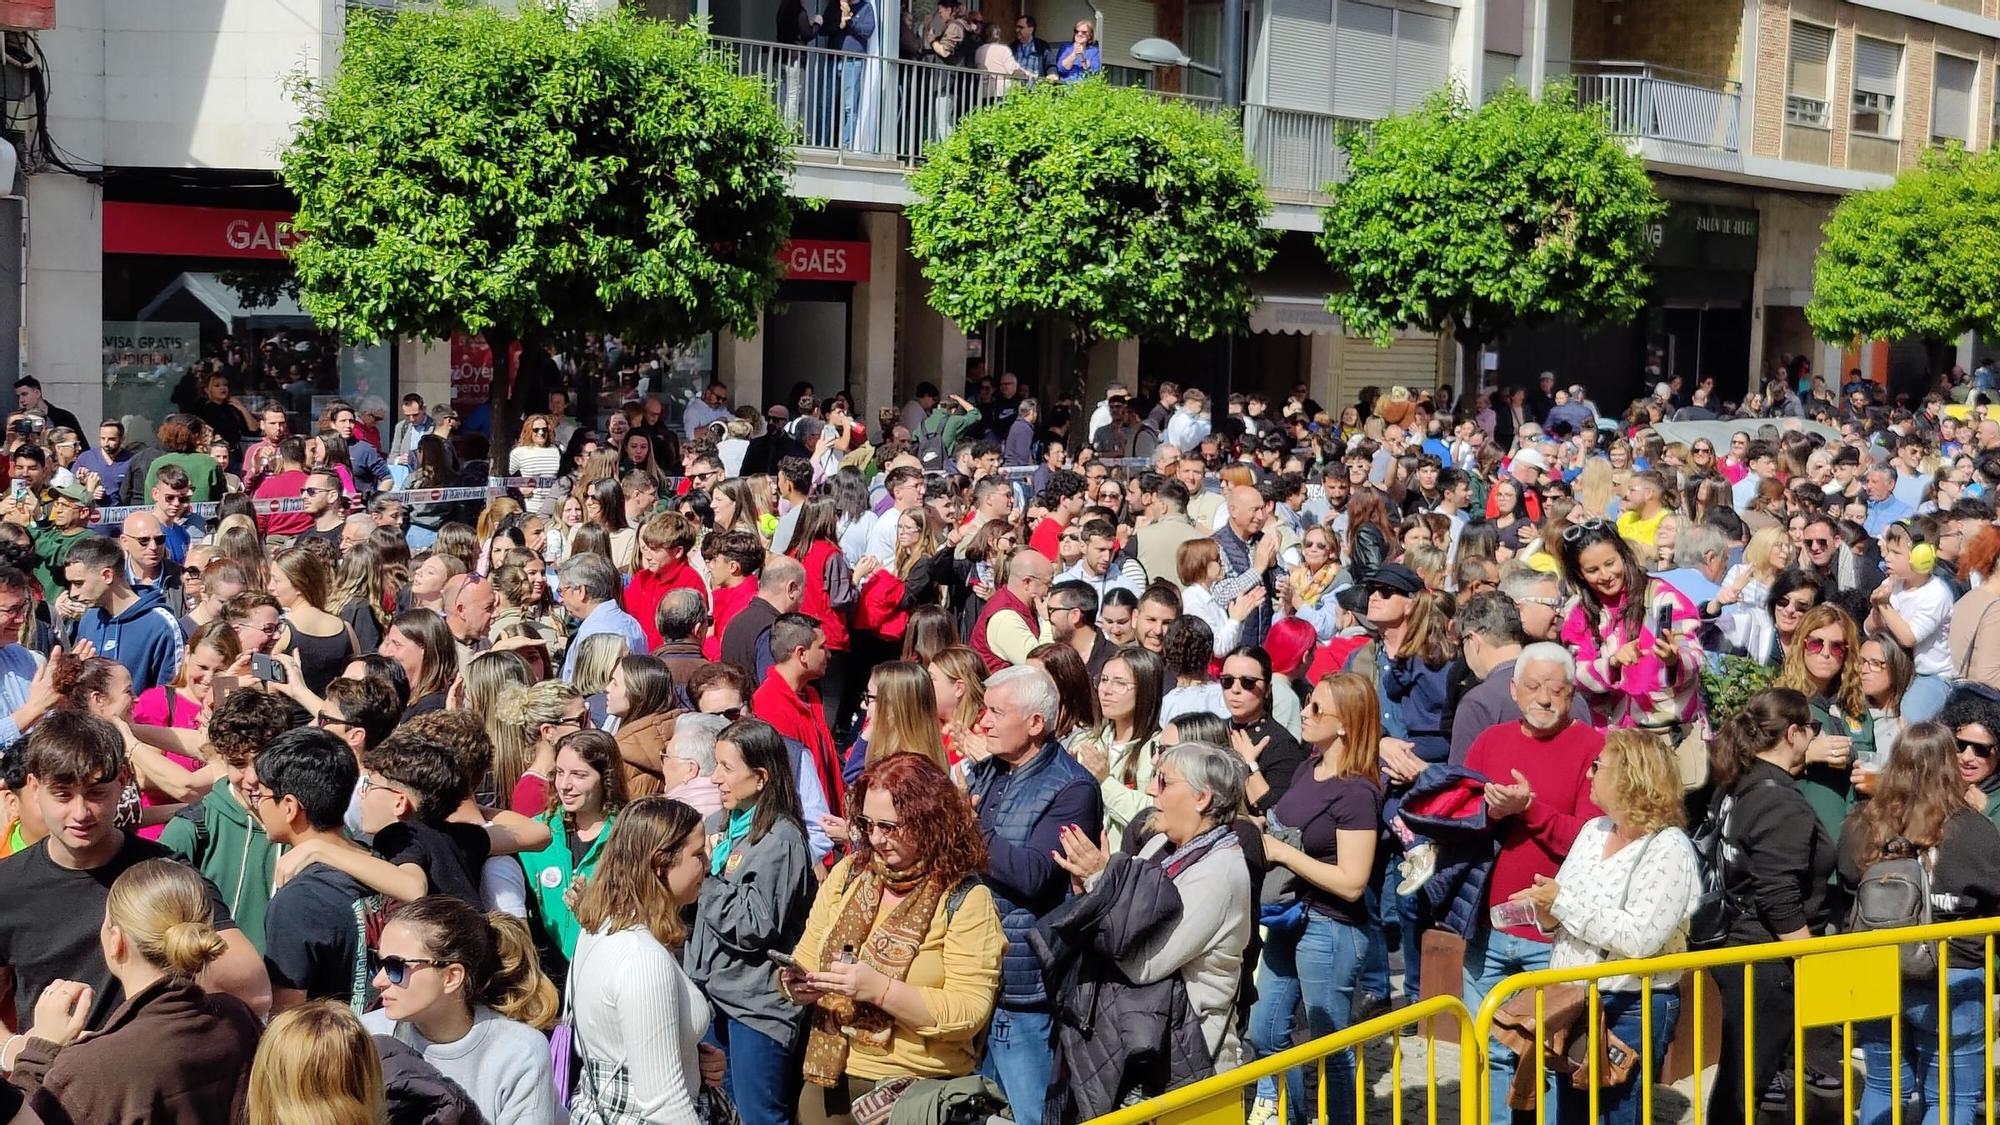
[
  {"xmin": 1853, "ymin": 37, "xmax": 1902, "ymax": 97},
  {"xmin": 1788, "ymin": 22, "xmax": 1832, "ymax": 99},
  {"xmin": 1093, "ymin": 0, "xmax": 1158, "ymax": 80},
  {"xmin": 1333, "ymin": 0, "xmax": 1394, "ymax": 121},
  {"xmin": 1393, "ymin": 8, "xmax": 1450, "ymax": 112},
  {"xmin": 1265, "ymin": 0, "xmax": 1334, "ymax": 112},
  {"xmin": 1934, "ymin": 53, "xmax": 1976, "ymax": 141}
]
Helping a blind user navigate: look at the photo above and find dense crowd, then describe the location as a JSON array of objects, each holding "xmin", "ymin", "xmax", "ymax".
[{"xmin": 2, "ymin": 353, "xmax": 2000, "ymax": 1125}]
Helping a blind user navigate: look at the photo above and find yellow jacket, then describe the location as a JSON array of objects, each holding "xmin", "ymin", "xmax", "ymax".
[{"xmin": 787, "ymin": 856, "xmax": 1006, "ymax": 1081}]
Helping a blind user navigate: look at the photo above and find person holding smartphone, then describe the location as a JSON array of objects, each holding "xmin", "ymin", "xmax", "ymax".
[{"xmin": 1554, "ymin": 520, "xmax": 1703, "ymax": 733}]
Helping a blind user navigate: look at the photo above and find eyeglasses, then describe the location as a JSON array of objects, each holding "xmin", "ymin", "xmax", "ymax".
[
  {"xmin": 557, "ymin": 710, "xmax": 594, "ymax": 729},
  {"xmin": 1219, "ymin": 674, "xmax": 1266, "ymax": 691},
  {"xmin": 853, "ymin": 815, "xmax": 905, "ymax": 839},
  {"xmin": 1960, "ymin": 738, "xmax": 1998, "ymax": 759},
  {"xmin": 125, "ymin": 535, "xmax": 165, "ymax": 546},
  {"xmin": 858, "ymin": 691, "xmax": 878, "ymax": 707},
  {"xmin": 1803, "ymin": 636, "xmax": 1847, "ymax": 659},
  {"xmin": 360, "ymin": 776, "xmax": 403, "ymax": 798},
  {"xmin": 1518, "ymin": 595, "xmax": 1565, "ymax": 608},
  {"xmin": 1859, "ymin": 656, "xmax": 1889, "ymax": 672},
  {"xmin": 183, "ymin": 566, "xmax": 202, "ymax": 578},
  {"xmin": 316, "ymin": 713, "xmax": 357, "ymax": 732},
  {"xmin": 301, "ymin": 487, "xmax": 331, "ymax": 497},
  {"xmin": 1777, "ymin": 597, "xmax": 1816, "ymax": 612},
  {"xmin": 371, "ymin": 953, "xmax": 456, "ymax": 987},
  {"xmin": 1099, "ymin": 676, "xmax": 1134, "ymax": 691}
]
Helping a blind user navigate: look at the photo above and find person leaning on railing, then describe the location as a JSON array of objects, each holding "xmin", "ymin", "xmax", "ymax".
[
  {"xmin": 1835, "ymin": 720, "xmax": 2000, "ymax": 1125},
  {"xmin": 1505, "ymin": 729, "xmax": 1698, "ymax": 1125},
  {"xmin": 1701, "ymin": 688, "xmax": 1836, "ymax": 1123}
]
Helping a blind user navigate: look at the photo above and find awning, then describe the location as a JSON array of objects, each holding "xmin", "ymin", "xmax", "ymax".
[
  {"xmin": 135, "ymin": 272, "xmax": 312, "ymax": 329},
  {"xmin": 1249, "ymin": 279, "xmax": 1343, "ymax": 336}
]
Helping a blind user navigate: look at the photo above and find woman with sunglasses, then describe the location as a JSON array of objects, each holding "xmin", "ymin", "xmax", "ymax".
[
  {"xmin": 1223, "ymin": 646, "xmax": 1307, "ymax": 817},
  {"xmin": 690, "ymin": 718, "xmax": 817, "ymax": 1125},
  {"xmin": 1718, "ymin": 567, "xmax": 1820, "ymax": 666},
  {"xmin": 778, "ymin": 754, "xmax": 1004, "ymax": 1123},
  {"xmin": 508, "ymin": 413, "xmax": 563, "ymax": 515},
  {"xmin": 1869, "ymin": 522, "xmax": 1956, "ymax": 722},
  {"xmin": 1836, "ymin": 721, "xmax": 2000, "ymax": 1125},
  {"xmin": 570, "ymin": 796, "xmax": 727, "ymax": 1124},
  {"xmin": 361, "ymin": 896, "xmax": 561, "ymax": 1125},
  {"xmin": 516, "ymin": 727, "xmax": 624, "ymax": 981},
  {"xmin": 1773, "ymin": 605, "xmax": 1874, "ymax": 846},
  {"xmin": 1944, "ymin": 694, "xmax": 2000, "ymax": 833},
  {"xmin": 1555, "ymin": 521, "xmax": 1702, "ymax": 732}
]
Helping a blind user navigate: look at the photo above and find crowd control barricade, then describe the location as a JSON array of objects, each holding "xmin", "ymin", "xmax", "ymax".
[
  {"xmin": 1469, "ymin": 916, "xmax": 2000, "ymax": 1125},
  {"xmin": 1084, "ymin": 994, "xmax": 1480, "ymax": 1125}
]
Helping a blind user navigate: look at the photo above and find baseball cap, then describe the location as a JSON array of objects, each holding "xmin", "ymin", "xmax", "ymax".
[
  {"xmin": 50, "ymin": 482, "xmax": 93, "ymax": 507},
  {"xmin": 1512, "ymin": 448, "xmax": 1549, "ymax": 474}
]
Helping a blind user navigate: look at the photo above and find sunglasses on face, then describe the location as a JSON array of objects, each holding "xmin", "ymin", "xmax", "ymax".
[
  {"xmin": 371, "ymin": 953, "xmax": 454, "ymax": 987},
  {"xmin": 1219, "ymin": 674, "xmax": 1266, "ymax": 691},
  {"xmin": 853, "ymin": 814, "xmax": 905, "ymax": 839},
  {"xmin": 1961, "ymin": 738, "xmax": 1998, "ymax": 759},
  {"xmin": 1804, "ymin": 636, "xmax": 1846, "ymax": 658},
  {"xmin": 126, "ymin": 535, "xmax": 165, "ymax": 546}
]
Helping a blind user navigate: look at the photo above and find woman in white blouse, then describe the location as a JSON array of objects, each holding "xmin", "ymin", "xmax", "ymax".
[
  {"xmin": 1507, "ymin": 730, "xmax": 1698, "ymax": 1125},
  {"xmin": 1175, "ymin": 539, "xmax": 1264, "ymax": 658},
  {"xmin": 570, "ymin": 797, "xmax": 727, "ymax": 1125}
]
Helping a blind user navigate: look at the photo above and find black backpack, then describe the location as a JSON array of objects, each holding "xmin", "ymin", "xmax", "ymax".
[
  {"xmin": 1687, "ymin": 778, "xmax": 1780, "ymax": 949},
  {"xmin": 1850, "ymin": 836, "xmax": 1939, "ymax": 977}
]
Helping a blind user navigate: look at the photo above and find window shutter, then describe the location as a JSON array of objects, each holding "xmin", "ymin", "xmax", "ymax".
[
  {"xmin": 1393, "ymin": 8, "xmax": 1451, "ymax": 112},
  {"xmin": 1853, "ymin": 37, "xmax": 1902, "ymax": 97},
  {"xmin": 1484, "ymin": 0, "xmax": 1524, "ymax": 57},
  {"xmin": 1788, "ymin": 22, "xmax": 1831, "ymax": 98},
  {"xmin": 1094, "ymin": 0, "xmax": 1159, "ymax": 86},
  {"xmin": 1934, "ymin": 53, "xmax": 1975, "ymax": 140},
  {"xmin": 1333, "ymin": 0, "xmax": 1395, "ymax": 121},
  {"xmin": 1266, "ymin": 0, "xmax": 1335, "ymax": 112}
]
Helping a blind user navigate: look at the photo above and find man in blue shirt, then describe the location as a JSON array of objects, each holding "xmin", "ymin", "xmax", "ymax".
[
  {"xmin": 1010, "ymin": 14, "xmax": 1050, "ymax": 75},
  {"xmin": 557, "ymin": 553, "xmax": 648, "ymax": 679},
  {"xmin": 1862, "ymin": 465, "xmax": 1916, "ymax": 536},
  {"xmin": 323, "ymin": 401, "xmax": 392, "ymax": 494}
]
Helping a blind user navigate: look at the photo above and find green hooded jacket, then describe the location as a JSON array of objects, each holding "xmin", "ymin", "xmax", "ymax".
[
  {"xmin": 518, "ymin": 810, "xmax": 615, "ymax": 961},
  {"xmin": 158, "ymin": 781, "xmax": 284, "ymax": 953}
]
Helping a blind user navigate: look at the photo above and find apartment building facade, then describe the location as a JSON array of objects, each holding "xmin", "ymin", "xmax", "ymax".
[{"xmin": 11, "ymin": 0, "xmax": 1990, "ymax": 433}]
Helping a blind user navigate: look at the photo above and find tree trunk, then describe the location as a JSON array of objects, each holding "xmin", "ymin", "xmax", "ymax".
[{"xmin": 490, "ymin": 330, "xmax": 519, "ymax": 479}]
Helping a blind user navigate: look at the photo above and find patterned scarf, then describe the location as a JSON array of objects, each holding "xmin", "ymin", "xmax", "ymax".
[{"xmin": 801, "ymin": 857, "xmax": 951, "ymax": 1088}]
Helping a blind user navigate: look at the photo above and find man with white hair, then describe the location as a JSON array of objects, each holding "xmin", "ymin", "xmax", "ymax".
[
  {"xmin": 661, "ymin": 712, "xmax": 727, "ymax": 817},
  {"xmin": 1653, "ymin": 523, "xmax": 1730, "ymax": 608},
  {"xmin": 1459, "ymin": 642, "xmax": 1604, "ymax": 1124},
  {"xmin": 967, "ymin": 665, "xmax": 1102, "ymax": 1125}
]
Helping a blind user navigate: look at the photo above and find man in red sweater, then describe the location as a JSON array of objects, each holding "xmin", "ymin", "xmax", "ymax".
[
  {"xmin": 702, "ymin": 530, "xmax": 765, "ymax": 662},
  {"xmin": 623, "ymin": 512, "xmax": 709, "ymax": 651},
  {"xmin": 751, "ymin": 611, "xmax": 842, "ymax": 811},
  {"xmin": 1458, "ymin": 641, "xmax": 1602, "ymax": 1123}
]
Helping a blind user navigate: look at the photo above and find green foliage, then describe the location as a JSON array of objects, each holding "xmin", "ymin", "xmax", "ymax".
[
  {"xmin": 281, "ymin": 1, "xmax": 797, "ymax": 350},
  {"xmin": 906, "ymin": 81, "xmax": 1274, "ymax": 358},
  {"xmin": 1700, "ymin": 654, "xmax": 1775, "ymax": 724},
  {"xmin": 1807, "ymin": 146, "xmax": 2000, "ymax": 344},
  {"xmin": 1317, "ymin": 84, "xmax": 1663, "ymax": 366}
]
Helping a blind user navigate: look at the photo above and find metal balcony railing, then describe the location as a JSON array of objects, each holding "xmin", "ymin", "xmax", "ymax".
[
  {"xmin": 707, "ymin": 34, "xmax": 1334, "ymax": 201},
  {"xmin": 1571, "ymin": 60, "xmax": 1742, "ymax": 153}
]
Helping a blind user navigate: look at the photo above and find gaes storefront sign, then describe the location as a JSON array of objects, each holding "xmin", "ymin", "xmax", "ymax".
[{"xmin": 105, "ymin": 203, "xmax": 872, "ymax": 283}]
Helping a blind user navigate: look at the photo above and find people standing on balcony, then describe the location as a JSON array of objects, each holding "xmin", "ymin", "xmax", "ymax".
[
  {"xmin": 1010, "ymin": 14, "xmax": 1050, "ymax": 78},
  {"xmin": 831, "ymin": 0, "xmax": 876, "ymax": 150},
  {"xmin": 1050, "ymin": 21, "xmax": 1100, "ymax": 82}
]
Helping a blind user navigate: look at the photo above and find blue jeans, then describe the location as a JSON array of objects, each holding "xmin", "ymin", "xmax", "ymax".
[
  {"xmin": 981, "ymin": 1006, "xmax": 1053, "ymax": 1125},
  {"xmin": 1358, "ymin": 866, "xmax": 1421, "ymax": 1003},
  {"xmin": 838, "ymin": 58, "xmax": 864, "ymax": 150},
  {"xmin": 713, "ymin": 1015, "xmax": 803, "ymax": 1125},
  {"xmin": 1860, "ymin": 968, "xmax": 1985, "ymax": 1125},
  {"xmin": 1552, "ymin": 989, "xmax": 1680, "ymax": 1125},
  {"xmin": 1462, "ymin": 928, "xmax": 1553, "ymax": 1125},
  {"xmin": 1905, "ymin": 674, "xmax": 1950, "ymax": 723},
  {"xmin": 1247, "ymin": 911, "xmax": 1366, "ymax": 1125}
]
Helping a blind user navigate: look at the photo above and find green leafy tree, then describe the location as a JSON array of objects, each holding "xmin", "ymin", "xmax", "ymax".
[
  {"xmin": 906, "ymin": 81, "xmax": 1274, "ymax": 382},
  {"xmin": 1808, "ymin": 146, "xmax": 2000, "ymax": 350},
  {"xmin": 1318, "ymin": 85, "xmax": 1663, "ymax": 392},
  {"xmin": 281, "ymin": 2, "xmax": 797, "ymax": 466}
]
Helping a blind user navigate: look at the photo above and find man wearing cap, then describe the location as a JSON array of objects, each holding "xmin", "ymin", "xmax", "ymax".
[
  {"xmin": 28, "ymin": 482, "xmax": 95, "ymax": 606},
  {"xmin": 1486, "ymin": 448, "xmax": 1546, "ymax": 522},
  {"xmin": 1526, "ymin": 371, "xmax": 1558, "ymax": 424}
]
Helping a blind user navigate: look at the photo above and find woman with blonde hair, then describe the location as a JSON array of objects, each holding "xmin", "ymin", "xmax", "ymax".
[
  {"xmin": 1573, "ymin": 457, "xmax": 1616, "ymax": 520},
  {"xmin": 271, "ymin": 547, "xmax": 359, "ymax": 695},
  {"xmin": 361, "ymin": 896, "xmax": 560, "ymax": 1124},
  {"xmin": 494, "ymin": 679, "xmax": 590, "ymax": 816},
  {"xmin": 571, "ymin": 632, "xmax": 632, "ymax": 729},
  {"xmin": 249, "ymin": 1001, "xmax": 384, "ymax": 1125},
  {"xmin": 928, "ymin": 645, "xmax": 988, "ymax": 751},
  {"xmin": 1505, "ymin": 730, "xmax": 1699, "ymax": 1125},
  {"xmin": 1718, "ymin": 526, "xmax": 1793, "ymax": 613},
  {"xmin": 571, "ymin": 796, "xmax": 724, "ymax": 1125},
  {"xmin": 851, "ymin": 660, "xmax": 950, "ymax": 777},
  {"xmin": 7, "ymin": 859, "xmax": 261, "ymax": 1124},
  {"xmin": 509, "ymin": 413, "xmax": 563, "ymax": 512}
]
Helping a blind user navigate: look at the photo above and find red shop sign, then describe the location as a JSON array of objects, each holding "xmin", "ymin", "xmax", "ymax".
[
  {"xmin": 103, "ymin": 202, "xmax": 300, "ymax": 260},
  {"xmin": 782, "ymin": 239, "xmax": 870, "ymax": 283},
  {"xmin": 0, "ymin": 1, "xmax": 53, "ymax": 30}
]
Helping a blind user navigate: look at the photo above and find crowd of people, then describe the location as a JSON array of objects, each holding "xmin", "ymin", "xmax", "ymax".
[{"xmin": 0, "ymin": 355, "xmax": 1997, "ymax": 1125}]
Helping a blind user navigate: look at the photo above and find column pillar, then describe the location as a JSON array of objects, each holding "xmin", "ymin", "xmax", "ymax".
[
  {"xmin": 396, "ymin": 338, "xmax": 452, "ymax": 411},
  {"xmin": 25, "ymin": 175, "xmax": 102, "ymax": 429},
  {"xmin": 1309, "ymin": 333, "xmax": 1335, "ymax": 411},
  {"xmin": 717, "ymin": 315, "xmax": 765, "ymax": 410},
  {"xmin": 900, "ymin": 258, "xmax": 967, "ymax": 411},
  {"xmin": 850, "ymin": 211, "xmax": 901, "ymax": 423}
]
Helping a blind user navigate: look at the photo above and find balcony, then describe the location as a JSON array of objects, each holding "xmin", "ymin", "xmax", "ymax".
[
  {"xmin": 708, "ymin": 34, "xmax": 1344, "ymax": 220},
  {"xmin": 1571, "ymin": 60, "xmax": 1742, "ymax": 172}
]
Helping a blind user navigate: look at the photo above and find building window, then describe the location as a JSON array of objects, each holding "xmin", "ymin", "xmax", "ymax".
[
  {"xmin": 1851, "ymin": 36, "xmax": 1902, "ymax": 138},
  {"xmin": 1933, "ymin": 52, "xmax": 1977, "ymax": 145},
  {"xmin": 1482, "ymin": 50, "xmax": 1521, "ymax": 99},
  {"xmin": 1786, "ymin": 21, "xmax": 1833, "ymax": 129}
]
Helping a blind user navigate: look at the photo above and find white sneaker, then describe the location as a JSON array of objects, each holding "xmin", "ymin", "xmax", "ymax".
[
  {"xmin": 1247, "ymin": 1097, "xmax": 1278, "ymax": 1125},
  {"xmin": 1396, "ymin": 842, "xmax": 1438, "ymax": 897}
]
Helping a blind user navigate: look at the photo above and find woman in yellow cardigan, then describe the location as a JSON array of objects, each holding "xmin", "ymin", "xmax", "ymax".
[{"xmin": 779, "ymin": 753, "xmax": 1006, "ymax": 1125}]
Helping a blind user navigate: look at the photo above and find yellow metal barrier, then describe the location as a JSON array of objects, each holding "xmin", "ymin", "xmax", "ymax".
[
  {"xmin": 1083, "ymin": 994, "xmax": 1481, "ymax": 1125},
  {"xmin": 1469, "ymin": 916, "xmax": 2000, "ymax": 1125}
]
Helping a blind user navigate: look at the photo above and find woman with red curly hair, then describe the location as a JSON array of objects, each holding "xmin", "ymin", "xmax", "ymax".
[
  {"xmin": 777, "ymin": 754, "xmax": 1005, "ymax": 1124},
  {"xmin": 1949, "ymin": 524, "xmax": 2000, "ymax": 687}
]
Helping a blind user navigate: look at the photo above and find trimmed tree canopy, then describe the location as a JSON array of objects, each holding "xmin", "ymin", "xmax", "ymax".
[
  {"xmin": 281, "ymin": 2, "xmax": 797, "ymax": 457},
  {"xmin": 1808, "ymin": 147, "xmax": 2000, "ymax": 344},
  {"xmin": 1317, "ymin": 84, "xmax": 1663, "ymax": 383},
  {"xmin": 906, "ymin": 81, "xmax": 1274, "ymax": 368}
]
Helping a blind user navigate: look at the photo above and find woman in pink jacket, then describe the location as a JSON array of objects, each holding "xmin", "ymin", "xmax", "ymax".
[{"xmin": 1556, "ymin": 520, "xmax": 1704, "ymax": 733}]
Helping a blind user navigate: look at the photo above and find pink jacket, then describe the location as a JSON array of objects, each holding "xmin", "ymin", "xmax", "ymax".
[{"xmin": 1560, "ymin": 579, "xmax": 1704, "ymax": 730}]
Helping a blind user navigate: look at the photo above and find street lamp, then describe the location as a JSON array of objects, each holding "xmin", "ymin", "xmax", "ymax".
[{"xmin": 1127, "ymin": 0, "xmax": 1240, "ymax": 109}]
